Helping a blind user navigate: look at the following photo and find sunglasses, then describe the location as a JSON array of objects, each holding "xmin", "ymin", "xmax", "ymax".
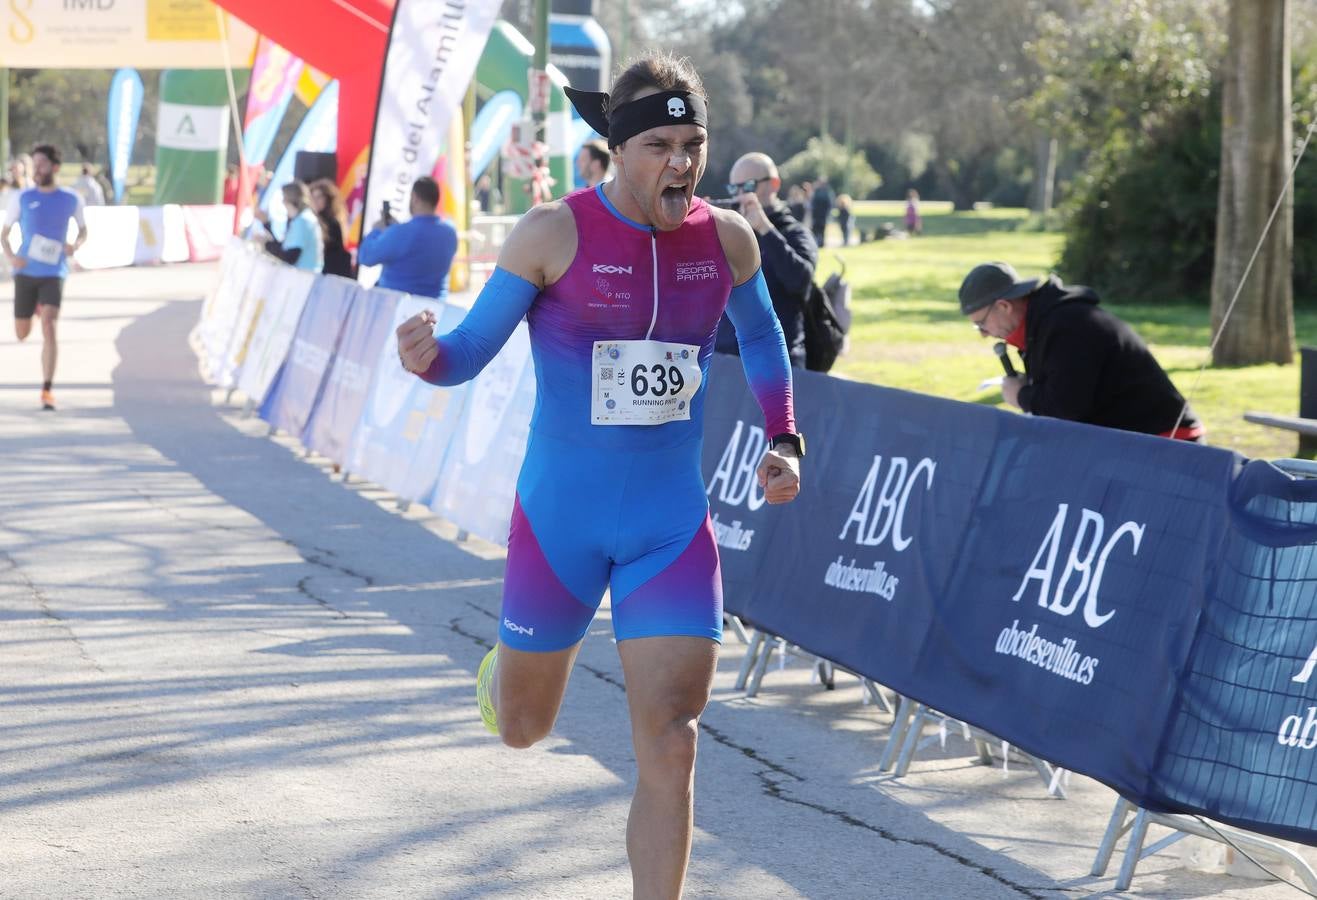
[{"xmin": 725, "ymin": 176, "xmax": 771, "ymax": 196}]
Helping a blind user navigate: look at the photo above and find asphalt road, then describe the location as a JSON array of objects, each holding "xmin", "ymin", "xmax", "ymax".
[{"xmin": 1, "ymin": 264, "xmax": 1312, "ymax": 899}]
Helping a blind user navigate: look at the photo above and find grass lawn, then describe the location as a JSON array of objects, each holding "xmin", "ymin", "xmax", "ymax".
[{"xmin": 819, "ymin": 200, "xmax": 1312, "ymax": 461}]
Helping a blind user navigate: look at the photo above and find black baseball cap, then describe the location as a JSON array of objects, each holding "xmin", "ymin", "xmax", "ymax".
[{"xmin": 958, "ymin": 262, "xmax": 1040, "ymax": 314}]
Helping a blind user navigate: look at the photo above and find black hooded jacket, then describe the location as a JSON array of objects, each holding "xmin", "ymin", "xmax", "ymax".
[
  {"xmin": 1016, "ymin": 276, "xmax": 1201, "ymax": 436},
  {"xmin": 714, "ymin": 199, "xmax": 816, "ymax": 368}
]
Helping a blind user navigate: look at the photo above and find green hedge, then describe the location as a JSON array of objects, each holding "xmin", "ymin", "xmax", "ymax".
[{"xmin": 1059, "ymin": 83, "xmax": 1317, "ymax": 304}]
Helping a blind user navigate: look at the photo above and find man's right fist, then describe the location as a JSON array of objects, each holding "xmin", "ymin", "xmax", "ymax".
[{"xmin": 397, "ymin": 310, "xmax": 439, "ymax": 374}]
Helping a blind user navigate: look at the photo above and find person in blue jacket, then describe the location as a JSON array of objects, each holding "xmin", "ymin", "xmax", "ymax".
[
  {"xmin": 358, "ymin": 176, "xmax": 458, "ymax": 300},
  {"xmin": 262, "ymin": 181, "xmax": 323, "ymax": 274}
]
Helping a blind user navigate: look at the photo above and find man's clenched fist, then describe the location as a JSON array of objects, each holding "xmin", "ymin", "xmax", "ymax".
[{"xmin": 397, "ymin": 309, "xmax": 439, "ymax": 374}]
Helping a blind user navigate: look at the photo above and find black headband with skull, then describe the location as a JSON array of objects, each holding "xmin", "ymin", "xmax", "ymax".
[{"xmin": 564, "ymin": 86, "xmax": 708, "ymax": 148}]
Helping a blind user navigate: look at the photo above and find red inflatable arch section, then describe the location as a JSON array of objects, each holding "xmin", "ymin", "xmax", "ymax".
[{"xmin": 211, "ymin": 0, "xmax": 395, "ymax": 185}]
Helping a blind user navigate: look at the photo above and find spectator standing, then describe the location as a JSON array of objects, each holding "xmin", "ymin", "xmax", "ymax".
[
  {"xmin": 574, "ymin": 138, "xmax": 611, "ymax": 188},
  {"xmin": 474, "ymin": 173, "xmax": 501, "ymax": 213},
  {"xmin": 905, "ymin": 188, "xmax": 922, "ymax": 236},
  {"xmin": 786, "ymin": 184, "xmax": 807, "ymax": 224},
  {"xmin": 836, "ymin": 194, "xmax": 854, "ymax": 246},
  {"xmin": 222, "ymin": 164, "xmax": 240, "ymax": 206},
  {"xmin": 810, "ymin": 175, "xmax": 834, "ymax": 247},
  {"xmin": 310, "ymin": 178, "xmax": 354, "ymax": 279},
  {"xmin": 714, "ymin": 151, "xmax": 818, "ymax": 369},
  {"xmin": 73, "ymin": 163, "xmax": 106, "ymax": 207},
  {"xmin": 260, "ymin": 181, "xmax": 323, "ymax": 273},
  {"xmin": 358, "ymin": 176, "xmax": 458, "ymax": 300},
  {"xmin": 960, "ymin": 261, "xmax": 1204, "ymax": 441}
]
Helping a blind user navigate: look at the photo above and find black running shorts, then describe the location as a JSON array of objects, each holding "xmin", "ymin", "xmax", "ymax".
[{"xmin": 13, "ymin": 275, "xmax": 63, "ymax": 319}]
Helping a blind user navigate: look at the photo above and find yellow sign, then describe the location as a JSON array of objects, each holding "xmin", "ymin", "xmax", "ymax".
[
  {"xmin": 146, "ymin": 0, "xmax": 220, "ymax": 42},
  {"xmin": 2, "ymin": 0, "xmax": 256, "ymax": 69}
]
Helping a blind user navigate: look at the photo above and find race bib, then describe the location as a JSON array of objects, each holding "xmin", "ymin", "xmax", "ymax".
[
  {"xmin": 592, "ymin": 339, "xmax": 702, "ymax": 425},
  {"xmin": 27, "ymin": 234, "xmax": 63, "ymax": 266}
]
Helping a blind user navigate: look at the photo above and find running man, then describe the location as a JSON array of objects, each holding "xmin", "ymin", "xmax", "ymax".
[
  {"xmin": 1, "ymin": 144, "xmax": 87, "ymax": 411},
  {"xmin": 397, "ymin": 53, "xmax": 803, "ymax": 899}
]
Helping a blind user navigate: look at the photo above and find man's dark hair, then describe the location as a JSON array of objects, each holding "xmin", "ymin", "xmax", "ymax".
[
  {"xmin": 32, "ymin": 144, "xmax": 60, "ymax": 166},
  {"xmin": 609, "ymin": 51, "xmax": 706, "ymax": 113},
  {"xmin": 581, "ymin": 139, "xmax": 610, "ymax": 174},
  {"xmin": 412, "ymin": 176, "xmax": 441, "ymax": 209}
]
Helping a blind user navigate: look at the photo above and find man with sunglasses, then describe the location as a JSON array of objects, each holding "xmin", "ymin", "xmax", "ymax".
[
  {"xmin": 714, "ymin": 152, "xmax": 818, "ymax": 369},
  {"xmin": 961, "ymin": 261, "xmax": 1204, "ymax": 441}
]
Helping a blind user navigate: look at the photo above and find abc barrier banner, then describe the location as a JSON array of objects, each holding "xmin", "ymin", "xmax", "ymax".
[
  {"xmin": 701, "ymin": 353, "xmax": 1317, "ymax": 845},
  {"xmin": 195, "ymin": 269, "xmax": 1317, "ymax": 845},
  {"xmin": 302, "ymin": 284, "xmax": 401, "ymax": 465},
  {"xmin": 236, "ymin": 265, "xmax": 317, "ymax": 408},
  {"xmin": 259, "ymin": 276, "xmax": 358, "ymax": 438},
  {"xmin": 427, "ymin": 322, "xmax": 535, "ymax": 545},
  {"xmin": 347, "ymin": 297, "xmax": 471, "ymax": 504},
  {"xmin": 1153, "ymin": 461, "xmax": 1317, "ymax": 844}
]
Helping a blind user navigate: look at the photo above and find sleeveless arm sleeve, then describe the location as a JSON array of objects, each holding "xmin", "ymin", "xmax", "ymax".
[
  {"xmin": 420, "ymin": 267, "xmax": 539, "ymax": 386},
  {"xmin": 723, "ymin": 268, "xmax": 796, "ymax": 436}
]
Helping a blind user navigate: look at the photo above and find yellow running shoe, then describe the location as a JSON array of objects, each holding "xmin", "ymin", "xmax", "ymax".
[{"xmin": 476, "ymin": 646, "xmax": 499, "ymax": 735}]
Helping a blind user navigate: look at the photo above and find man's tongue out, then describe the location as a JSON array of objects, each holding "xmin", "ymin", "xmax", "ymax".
[{"xmin": 659, "ymin": 185, "xmax": 689, "ymax": 221}]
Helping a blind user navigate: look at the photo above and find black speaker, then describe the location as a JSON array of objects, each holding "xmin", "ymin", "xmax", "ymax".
[{"xmin": 293, "ymin": 151, "xmax": 337, "ymax": 185}]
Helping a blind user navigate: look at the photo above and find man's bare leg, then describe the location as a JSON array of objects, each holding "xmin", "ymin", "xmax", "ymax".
[
  {"xmin": 492, "ymin": 641, "xmax": 582, "ymax": 749},
  {"xmin": 618, "ymin": 636, "xmax": 718, "ymax": 900},
  {"xmin": 39, "ymin": 303, "xmax": 58, "ymax": 386}
]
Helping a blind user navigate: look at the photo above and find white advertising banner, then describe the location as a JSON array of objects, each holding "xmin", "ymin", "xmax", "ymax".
[
  {"xmin": 2, "ymin": 1, "xmax": 257, "ymax": 70},
  {"xmin": 360, "ymin": 0, "xmax": 502, "ymax": 271},
  {"xmin": 217, "ymin": 253, "xmax": 280, "ymax": 389},
  {"xmin": 196, "ymin": 240, "xmax": 256, "ymax": 381},
  {"xmin": 237, "ymin": 266, "xmax": 317, "ymax": 406},
  {"xmin": 135, "ymin": 205, "xmax": 190, "ymax": 265},
  {"xmin": 72, "ymin": 207, "xmax": 141, "ymax": 270}
]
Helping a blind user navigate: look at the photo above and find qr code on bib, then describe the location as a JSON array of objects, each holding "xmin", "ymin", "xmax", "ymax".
[{"xmin": 599, "ymin": 366, "xmax": 613, "ymax": 381}]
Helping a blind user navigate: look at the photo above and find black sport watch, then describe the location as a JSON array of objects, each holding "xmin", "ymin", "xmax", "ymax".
[{"xmin": 770, "ymin": 432, "xmax": 806, "ymax": 458}]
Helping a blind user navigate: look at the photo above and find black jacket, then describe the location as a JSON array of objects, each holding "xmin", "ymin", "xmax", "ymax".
[
  {"xmin": 715, "ymin": 199, "xmax": 817, "ymax": 368},
  {"xmin": 320, "ymin": 215, "xmax": 355, "ymax": 279},
  {"xmin": 1017, "ymin": 276, "xmax": 1201, "ymax": 436}
]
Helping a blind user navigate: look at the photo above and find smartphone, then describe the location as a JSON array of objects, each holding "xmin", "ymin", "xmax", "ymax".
[{"xmin": 381, "ymin": 200, "xmax": 392, "ymax": 223}]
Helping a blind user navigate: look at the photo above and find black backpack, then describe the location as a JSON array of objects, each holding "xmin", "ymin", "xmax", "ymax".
[{"xmin": 802, "ymin": 280, "xmax": 847, "ymax": 372}]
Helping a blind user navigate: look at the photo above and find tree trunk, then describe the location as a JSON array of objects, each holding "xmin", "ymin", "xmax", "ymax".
[
  {"xmin": 1210, "ymin": 0, "xmax": 1293, "ymax": 366},
  {"xmin": 1030, "ymin": 133, "xmax": 1057, "ymax": 214},
  {"xmin": 934, "ymin": 156, "xmax": 981, "ymax": 212}
]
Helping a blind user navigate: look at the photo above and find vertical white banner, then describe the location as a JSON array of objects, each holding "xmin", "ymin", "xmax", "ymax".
[{"xmin": 360, "ymin": 0, "xmax": 502, "ymax": 283}]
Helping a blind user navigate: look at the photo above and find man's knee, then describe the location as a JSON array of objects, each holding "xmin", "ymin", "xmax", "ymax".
[
  {"xmin": 14, "ymin": 319, "xmax": 31, "ymax": 341},
  {"xmin": 636, "ymin": 714, "xmax": 701, "ymax": 779},
  {"xmin": 39, "ymin": 309, "xmax": 58, "ymax": 336},
  {"xmin": 498, "ymin": 709, "xmax": 555, "ymax": 750}
]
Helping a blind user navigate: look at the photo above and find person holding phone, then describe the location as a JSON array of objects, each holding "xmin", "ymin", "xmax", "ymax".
[
  {"xmin": 712, "ymin": 152, "xmax": 817, "ymax": 369},
  {"xmin": 358, "ymin": 176, "xmax": 457, "ymax": 300}
]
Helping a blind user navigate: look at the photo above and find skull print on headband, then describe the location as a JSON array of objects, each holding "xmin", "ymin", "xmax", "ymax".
[{"xmin": 564, "ymin": 86, "xmax": 709, "ymax": 149}]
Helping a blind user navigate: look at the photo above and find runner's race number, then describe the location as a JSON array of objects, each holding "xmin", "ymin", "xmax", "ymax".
[{"xmin": 592, "ymin": 339, "xmax": 702, "ymax": 425}]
